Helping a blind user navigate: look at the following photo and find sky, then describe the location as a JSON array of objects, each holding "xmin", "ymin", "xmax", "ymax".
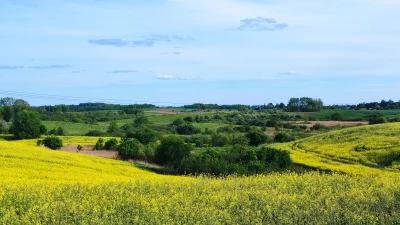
[{"xmin": 0, "ymin": 0, "xmax": 399, "ymax": 106}]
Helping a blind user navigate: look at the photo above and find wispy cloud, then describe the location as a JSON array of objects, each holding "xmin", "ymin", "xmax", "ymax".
[
  {"xmin": 88, "ymin": 39, "xmax": 131, "ymax": 47},
  {"xmin": 161, "ymin": 52, "xmax": 169, "ymax": 55},
  {"xmin": 173, "ymin": 52, "xmax": 181, "ymax": 55},
  {"xmin": 71, "ymin": 70, "xmax": 85, "ymax": 73},
  {"xmin": 108, "ymin": 70, "xmax": 138, "ymax": 73},
  {"xmin": 154, "ymin": 74, "xmax": 195, "ymax": 80},
  {"xmin": 155, "ymin": 74, "xmax": 175, "ymax": 80},
  {"xmin": 29, "ymin": 65, "xmax": 73, "ymax": 69},
  {"xmin": 89, "ymin": 34, "xmax": 194, "ymax": 48},
  {"xmin": 278, "ymin": 70, "xmax": 299, "ymax": 75},
  {"xmin": 238, "ymin": 17, "xmax": 288, "ymax": 31},
  {"xmin": 0, "ymin": 65, "xmax": 24, "ymax": 69}
]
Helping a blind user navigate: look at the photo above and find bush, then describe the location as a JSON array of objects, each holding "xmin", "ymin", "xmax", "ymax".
[
  {"xmin": 95, "ymin": 138, "xmax": 104, "ymax": 150},
  {"xmin": 107, "ymin": 120, "xmax": 121, "ymax": 136},
  {"xmin": 85, "ymin": 130, "xmax": 107, "ymax": 137},
  {"xmin": 104, "ymin": 138, "xmax": 119, "ymax": 150},
  {"xmin": 133, "ymin": 127, "xmax": 158, "ymax": 145},
  {"xmin": 211, "ymin": 133, "xmax": 231, "ymax": 147},
  {"xmin": 77, "ymin": 145, "xmax": 83, "ymax": 151},
  {"xmin": 274, "ymin": 132, "xmax": 295, "ymax": 143},
  {"xmin": 311, "ymin": 123, "xmax": 329, "ymax": 131},
  {"xmin": 42, "ymin": 136, "xmax": 63, "ymax": 150},
  {"xmin": 246, "ymin": 129, "xmax": 271, "ymax": 146},
  {"xmin": 331, "ymin": 112, "xmax": 344, "ymax": 121},
  {"xmin": 118, "ymin": 138, "xmax": 145, "ymax": 160},
  {"xmin": 176, "ymin": 123, "xmax": 201, "ymax": 135},
  {"xmin": 48, "ymin": 127, "xmax": 66, "ymax": 136},
  {"xmin": 155, "ymin": 136, "xmax": 192, "ymax": 166}
]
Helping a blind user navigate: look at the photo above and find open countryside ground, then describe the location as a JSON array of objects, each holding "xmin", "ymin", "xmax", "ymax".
[{"xmin": 1, "ymin": 134, "xmax": 400, "ymax": 224}]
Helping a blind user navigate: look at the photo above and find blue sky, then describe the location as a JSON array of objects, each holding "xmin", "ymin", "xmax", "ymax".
[{"xmin": 0, "ymin": 0, "xmax": 399, "ymax": 106}]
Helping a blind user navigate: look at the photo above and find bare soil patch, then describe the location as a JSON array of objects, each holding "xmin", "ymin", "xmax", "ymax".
[
  {"xmin": 296, "ymin": 121, "xmax": 368, "ymax": 128},
  {"xmin": 60, "ymin": 145, "xmax": 118, "ymax": 159}
]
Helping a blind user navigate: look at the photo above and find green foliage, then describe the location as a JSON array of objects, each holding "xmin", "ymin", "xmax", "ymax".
[
  {"xmin": 155, "ymin": 135, "xmax": 192, "ymax": 166},
  {"xmin": 118, "ymin": 138, "xmax": 145, "ymax": 160},
  {"xmin": 246, "ymin": 129, "xmax": 270, "ymax": 146},
  {"xmin": 286, "ymin": 97, "xmax": 324, "ymax": 112},
  {"xmin": 369, "ymin": 112, "xmax": 387, "ymax": 125},
  {"xmin": 257, "ymin": 146, "xmax": 292, "ymax": 169},
  {"xmin": 10, "ymin": 110, "xmax": 41, "ymax": 139},
  {"xmin": 133, "ymin": 127, "xmax": 158, "ymax": 145},
  {"xmin": 134, "ymin": 116, "xmax": 149, "ymax": 127},
  {"xmin": 176, "ymin": 123, "xmax": 201, "ymax": 135},
  {"xmin": 48, "ymin": 127, "xmax": 66, "ymax": 136},
  {"xmin": 104, "ymin": 138, "xmax": 119, "ymax": 150},
  {"xmin": 42, "ymin": 136, "xmax": 64, "ymax": 150},
  {"xmin": 95, "ymin": 138, "xmax": 105, "ymax": 150},
  {"xmin": 331, "ymin": 112, "xmax": 344, "ymax": 121},
  {"xmin": 85, "ymin": 130, "xmax": 107, "ymax": 137},
  {"xmin": 0, "ymin": 120, "xmax": 9, "ymax": 134},
  {"xmin": 77, "ymin": 145, "xmax": 83, "ymax": 151},
  {"xmin": 211, "ymin": 133, "xmax": 231, "ymax": 147},
  {"xmin": 177, "ymin": 145, "xmax": 292, "ymax": 175},
  {"xmin": 274, "ymin": 132, "xmax": 295, "ymax": 143},
  {"xmin": 39, "ymin": 125, "xmax": 48, "ymax": 135},
  {"xmin": 311, "ymin": 123, "xmax": 329, "ymax": 131},
  {"xmin": 107, "ymin": 120, "xmax": 121, "ymax": 136}
]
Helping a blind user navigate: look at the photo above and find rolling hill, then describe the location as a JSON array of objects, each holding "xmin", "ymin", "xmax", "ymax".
[{"xmin": 272, "ymin": 122, "xmax": 400, "ymax": 175}]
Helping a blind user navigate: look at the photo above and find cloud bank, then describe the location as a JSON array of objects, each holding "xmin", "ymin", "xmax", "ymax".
[{"xmin": 238, "ymin": 17, "xmax": 288, "ymax": 31}]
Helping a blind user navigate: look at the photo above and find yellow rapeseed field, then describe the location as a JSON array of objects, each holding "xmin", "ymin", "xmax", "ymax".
[
  {"xmin": 272, "ymin": 122, "xmax": 400, "ymax": 176},
  {"xmin": 1, "ymin": 124, "xmax": 400, "ymax": 224}
]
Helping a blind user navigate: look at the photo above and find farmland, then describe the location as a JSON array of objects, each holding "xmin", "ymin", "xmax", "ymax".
[
  {"xmin": 0, "ymin": 137, "xmax": 400, "ymax": 224},
  {"xmin": 2, "ymin": 103, "xmax": 400, "ymax": 224}
]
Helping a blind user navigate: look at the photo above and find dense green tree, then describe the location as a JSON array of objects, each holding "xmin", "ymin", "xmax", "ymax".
[
  {"xmin": 39, "ymin": 125, "xmax": 48, "ymax": 135},
  {"xmin": 104, "ymin": 138, "xmax": 119, "ymax": 150},
  {"xmin": 155, "ymin": 136, "xmax": 192, "ymax": 166},
  {"xmin": 107, "ymin": 120, "xmax": 121, "ymax": 136},
  {"xmin": 133, "ymin": 127, "xmax": 158, "ymax": 145},
  {"xmin": 246, "ymin": 129, "xmax": 270, "ymax": 146},
  {"xmin": 274, "ymin": 132, "xmax": 295, "ymax": 143},
  {"xmin": 134, "ymin": 116, "xmax": 149, "ymax": 127},
  {"xmin": 10, "ymin": 110, "xmax": 41, "ymax": 139},
  {"xmin": 118, "ymin": 138, "xmax": 145, "ymax": 160}
]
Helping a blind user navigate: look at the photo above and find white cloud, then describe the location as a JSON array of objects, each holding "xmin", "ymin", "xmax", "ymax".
[
  {"xmin": 278, "ymin": 70, "xmax": 299, "ymax": 75},
  {"xmin": 155, "ymin": 74, "xmax": 175, "ymax": 80}
]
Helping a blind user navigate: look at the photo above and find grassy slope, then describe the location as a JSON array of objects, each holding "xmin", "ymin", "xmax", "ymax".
[{"xmin": 272, "ymin": 122, "xmax": 400, "ymax": 175}]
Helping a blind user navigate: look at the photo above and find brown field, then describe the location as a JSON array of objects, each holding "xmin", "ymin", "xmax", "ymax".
[
  {"xmin": 296, "ymin": 121, "xmax": 368, "ymax": 128},
  {"xmin": 60, "ymin": 145, "xmax": 118, "ymax": 159}
]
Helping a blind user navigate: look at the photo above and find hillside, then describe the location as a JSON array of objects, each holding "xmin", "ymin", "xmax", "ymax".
[
  {"xmin": 0, "ymin": 135, "xmax": 400, "ymax": 223},
  {"xmin": 273, "ymin": 122, "xmax": 400, "ymax": 175},
  {"xmin": 0, "ymin": 140, "xmax": 180, "ymax": 185}
]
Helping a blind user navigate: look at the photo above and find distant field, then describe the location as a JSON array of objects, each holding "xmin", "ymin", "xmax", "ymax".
[
  {"xmin": 288, "ymin": 109, "xmax": 400, "ymax": 121},
  {"xmin": 273, "ymin": 122, "xmax": 400, "ymax": 175}
]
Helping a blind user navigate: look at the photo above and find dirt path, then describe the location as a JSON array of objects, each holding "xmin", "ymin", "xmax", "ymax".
[{"xmin": 60, "ymin": 145, "xmax": 118, "ymax": 159}]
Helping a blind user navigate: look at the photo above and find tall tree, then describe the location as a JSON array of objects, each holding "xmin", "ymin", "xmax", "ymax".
[{"xmin": 10, "ymin": 110, "xmax": 41, "ymax": 139}]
